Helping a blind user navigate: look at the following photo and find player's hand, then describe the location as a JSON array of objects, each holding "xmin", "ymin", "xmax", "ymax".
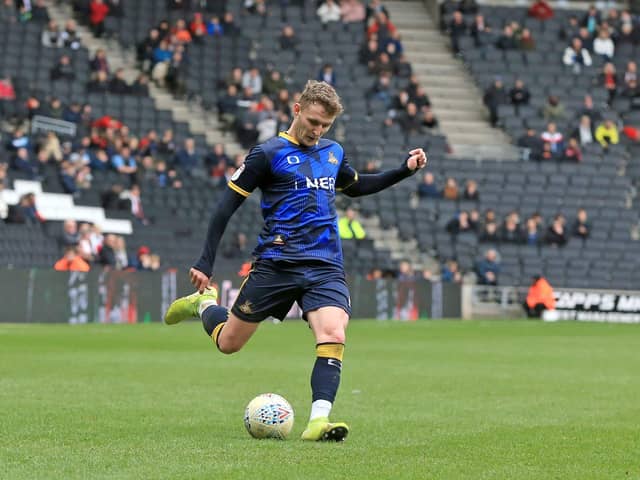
[
  {"xmin": 189, "ymin": 267, "xmax": 210, "ymax": 293},
  {"xmin": 406, "ymin": 148, "xmax": 427, "ymax": 171}
]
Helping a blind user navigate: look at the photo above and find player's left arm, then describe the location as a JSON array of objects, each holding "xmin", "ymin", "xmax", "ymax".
[{"xmin": 338, "ymin": 148, "xmax": 427, "ymax": 197}]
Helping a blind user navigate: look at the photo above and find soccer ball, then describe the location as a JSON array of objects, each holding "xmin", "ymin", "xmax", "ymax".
[{"xmin": 244, "ymin": 393, "xmax": 295, "ymax": 440}]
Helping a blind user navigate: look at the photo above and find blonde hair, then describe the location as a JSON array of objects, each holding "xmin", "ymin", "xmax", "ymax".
[{"xmin": 298, "ymin": 80, "xmax": 343, "ymax": 117}]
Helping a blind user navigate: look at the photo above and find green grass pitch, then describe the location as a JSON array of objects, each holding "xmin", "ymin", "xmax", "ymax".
[{"xmin": 1, "ymin": 320, "xmax": 639, "ymax": 480}]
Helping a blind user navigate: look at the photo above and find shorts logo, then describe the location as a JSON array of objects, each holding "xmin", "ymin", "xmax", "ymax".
[
  {"xmin": 273, "ymin": 234, "xmax": 285, "ymax": 246},
  {"xmin": 231, "ymin": 163, "xmax": 245, "ymax": 181},
  {"xmin": 328, "ymin": 151, "xmax": 338, "ymax": 164},
  {"xmin": 239, "ymin": 300, "xmax": 253, "ymax": 314}
]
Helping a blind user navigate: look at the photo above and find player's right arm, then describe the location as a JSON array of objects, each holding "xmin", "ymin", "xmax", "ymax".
[{"xmin": 191, "ymin": 146, "xmax": 268, "ymax": 292}]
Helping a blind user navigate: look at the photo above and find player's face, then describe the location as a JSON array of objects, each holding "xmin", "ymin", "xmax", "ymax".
[{"xmin": 291, "ymin": 102, "xmax": 335, "ymax": 147}]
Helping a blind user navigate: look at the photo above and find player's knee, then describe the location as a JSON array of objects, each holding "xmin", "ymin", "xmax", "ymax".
[
  {"xmin": 217, "ymin": 335, "xmax": 244, "ymax": 354},
  {"xmin": 319, "ymin": 322, "xmax": 347, "ymax": 344}
]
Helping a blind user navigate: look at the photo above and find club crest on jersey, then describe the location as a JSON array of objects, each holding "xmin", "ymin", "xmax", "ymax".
[{"xmin": 328, "ymin": 151, "xmax": 338, "ymax": 164}]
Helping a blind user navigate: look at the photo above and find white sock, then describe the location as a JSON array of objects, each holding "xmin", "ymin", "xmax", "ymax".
[
  {"xmin": 309, "ymin": 399, "xmax": 332, "ymax": 421},
  {"xmin": 198, "ymin": 300, "xmax": 217, "ymax": 317}
]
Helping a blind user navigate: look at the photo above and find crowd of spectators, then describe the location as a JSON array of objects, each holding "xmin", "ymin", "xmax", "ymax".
[
  {"xmin": 52, "ymin": 218, "xmax": 162, "ymax": 272},
  {"xmin": 444, "ymin": 0, "xmax": 640, "ymax": 162},
  {"xmin": 126, "ymin": 1, "xmax": 440, "ymax": 149}
]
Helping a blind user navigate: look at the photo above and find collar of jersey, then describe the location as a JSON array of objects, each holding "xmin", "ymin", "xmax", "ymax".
[
  {"xmin": 279, "ymin": 131, "xmax": 320, "ymax": 147},
  {"xmin": 279, "ymin": 131, "xmax": 300, "ymax": 145}
]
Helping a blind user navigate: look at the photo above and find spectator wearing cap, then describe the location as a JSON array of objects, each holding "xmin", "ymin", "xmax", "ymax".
[
  {"xmin": 132, "ymin": 245, "xmax": 153, "ymax": 270},
  {"xmin": 189, "ymin": 12, "xmax": 207, "ymax": 42}
]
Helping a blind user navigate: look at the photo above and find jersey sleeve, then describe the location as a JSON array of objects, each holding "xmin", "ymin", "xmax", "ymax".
[
  {"xmin": 336, "ymin": 156, "xmax": 359, "ymax": 191},
  {"xmin": 227, "ymin": 146, "xmax": 270, "ymax": 197}
]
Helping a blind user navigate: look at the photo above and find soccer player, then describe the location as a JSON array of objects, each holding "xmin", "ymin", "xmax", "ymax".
[{"xmin": 165, "ymin": 80, "xmax": 427, "ymax": 441}]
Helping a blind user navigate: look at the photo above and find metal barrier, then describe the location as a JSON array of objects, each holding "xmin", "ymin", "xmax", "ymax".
[{"xmin": 31, "ymin": 115, "xmax": 77, "ymax": 138}]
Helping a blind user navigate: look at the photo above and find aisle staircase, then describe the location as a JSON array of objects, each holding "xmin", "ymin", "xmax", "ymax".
[{"xmin": 384, "ymin": 0, "xmax": 518, "ymax": 160}]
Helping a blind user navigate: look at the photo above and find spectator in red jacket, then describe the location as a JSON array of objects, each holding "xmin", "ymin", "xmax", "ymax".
[
  {"xmin": 89, "ymin": 0, "xmax": 110, "ymax": 37},
  {"xmin": 0, "ymin": 74, "xmax": 14, "ymax": 98},
  {"xmin": 528, "ymin": 0, "xmax": 554, "ymax": 21}
]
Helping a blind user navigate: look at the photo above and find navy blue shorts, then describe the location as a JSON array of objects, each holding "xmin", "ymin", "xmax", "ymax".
[{"xmin": 230, "ymin": 258, "xmax": 351, "ymax": 323}]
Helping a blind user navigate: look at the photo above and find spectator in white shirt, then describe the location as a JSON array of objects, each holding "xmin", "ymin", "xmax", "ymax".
[
  {"xmin": 317, "ymin": 0, "xmax": 342, "ymax": 24},
  {"xmin": 563, "ymin": 38, "xmax": 592, "ymax": 73},
  {"xmin": 593, "ymin": 28, "xmax": 615, "ymax": 61}
]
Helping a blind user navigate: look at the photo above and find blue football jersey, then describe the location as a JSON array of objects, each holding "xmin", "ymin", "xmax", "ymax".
[{"xmin": 228, "ymin": 132, "xmax": 359, "ymax": 267}]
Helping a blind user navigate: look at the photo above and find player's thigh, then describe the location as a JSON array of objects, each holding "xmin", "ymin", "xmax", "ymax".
[
  {"xmin": 300, "ymin": 268, "xmax": 351, "ymax": 319},
  {"xmin": 307, "ymin": 306, "xmax": 349, "ymax": 344},
  {"xmin": 217, "ymin": 312, "xmax": 260, "ymax": 353}
]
